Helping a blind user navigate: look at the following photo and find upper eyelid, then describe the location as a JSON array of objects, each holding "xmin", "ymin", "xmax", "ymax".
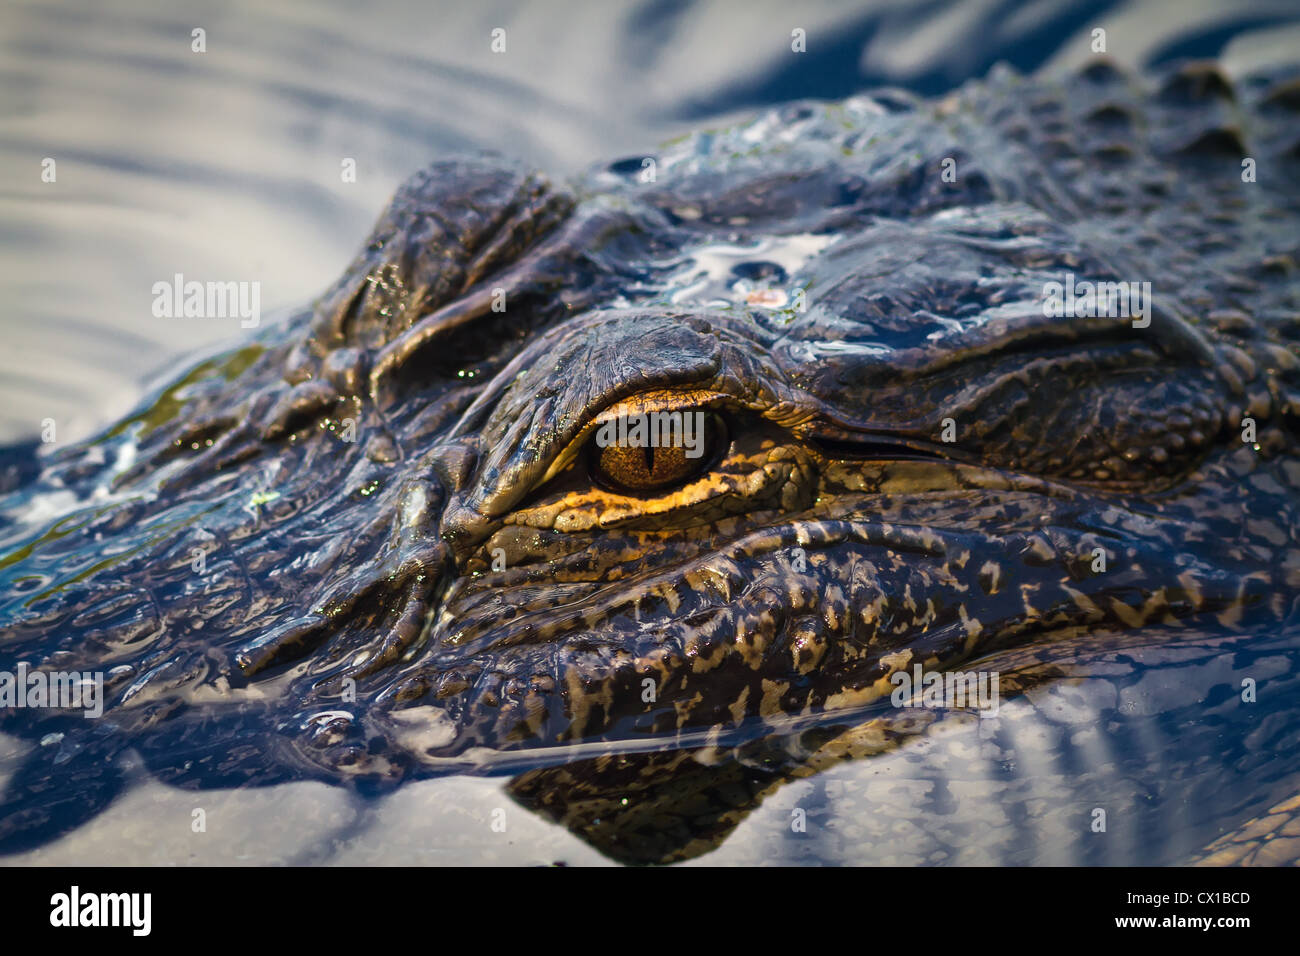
[{"xmin": 587, "ymin": 389, "xmax": 733, "ymax": 425}]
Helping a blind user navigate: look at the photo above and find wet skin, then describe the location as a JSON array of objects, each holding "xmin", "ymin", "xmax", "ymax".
[{"xmin": 1, "ymin": 59, "xmax": 1299, "ymax": 863}]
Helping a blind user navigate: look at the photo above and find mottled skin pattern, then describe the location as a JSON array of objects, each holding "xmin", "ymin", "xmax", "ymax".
[{"xmin": 1, "ymin": 59, "xmax": 1299, "ymax": 863}]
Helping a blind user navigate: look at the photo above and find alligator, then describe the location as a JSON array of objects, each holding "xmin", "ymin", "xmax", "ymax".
[{"xmin": 1, "ymin": 58, "xmax": 1299, "ymax": 865}]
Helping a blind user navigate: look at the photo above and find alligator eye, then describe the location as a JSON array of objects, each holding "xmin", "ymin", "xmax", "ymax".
[{"xmin": 589, "ymin": 410, "xmax": 728, "ymax": 493}]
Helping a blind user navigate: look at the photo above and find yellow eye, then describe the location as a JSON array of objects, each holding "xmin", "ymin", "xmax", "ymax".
[{"xmin": 589, "ymin": 410, "xmax": 728, "ymax": 494}]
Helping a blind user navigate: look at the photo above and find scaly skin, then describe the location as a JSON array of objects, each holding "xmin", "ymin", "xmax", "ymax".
[{"xmin": 0, "ymin": 59, "xmax": 1298, "ymax": 862}]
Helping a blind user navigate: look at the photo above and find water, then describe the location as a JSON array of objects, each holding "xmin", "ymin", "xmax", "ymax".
[
  {"xmin": 2, "ymin": 0, "xmax": 1300, "ymax": 865},
  {"xmin": 5, "ymin": 625, "xmax": 1296, "ymax": 865}
]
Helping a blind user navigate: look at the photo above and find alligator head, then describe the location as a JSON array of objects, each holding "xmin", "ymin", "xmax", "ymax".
[{"xmin": 1, "ymin": 60, "xmax": 1299, "ymax": 862}]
